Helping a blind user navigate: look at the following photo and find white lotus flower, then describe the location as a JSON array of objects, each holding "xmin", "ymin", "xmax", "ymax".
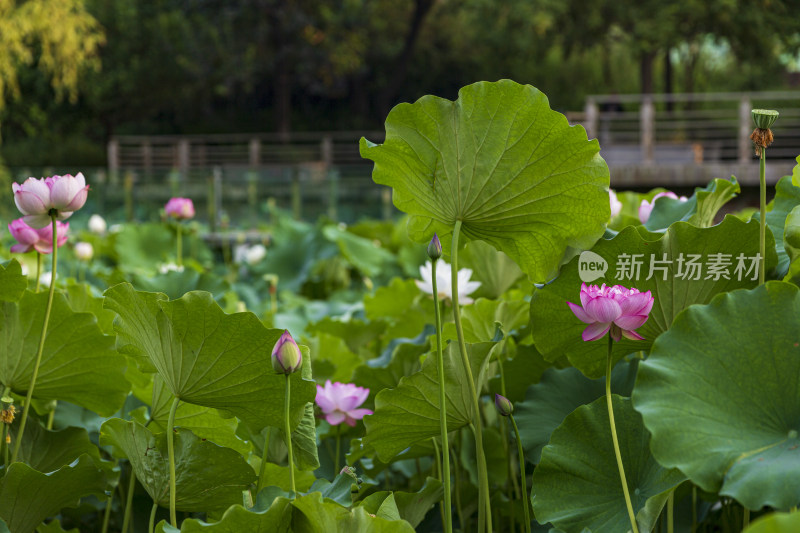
[
  {"xmin": 245, "ymin": 244, "xmax": 267, "ymax": 265},
  {"xmin": 74, "ymin": 241, "xmax": 94, "ymax": 261},
  {"xmin": 39, "ymin": 271, "xmax": 53, "ymax": 287},
  {"xmin": 158, "ymin": 263, "xmax": 184, "ymax": 274},
  {"xmin": 415, "ymin": 260, "xmax": 481, "ymax": 304},
  {"xmin": 88, "ymin": 214, "xmax": 107, "ymax": 235},
  {"xmin": 609, "ymin": 190, "xmax": 622, "ymax": 219}
]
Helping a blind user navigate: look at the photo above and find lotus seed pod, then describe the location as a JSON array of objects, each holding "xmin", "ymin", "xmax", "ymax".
[{"xmin": 752, "ymin": 109, "xmax": 779, "ymax": 130}]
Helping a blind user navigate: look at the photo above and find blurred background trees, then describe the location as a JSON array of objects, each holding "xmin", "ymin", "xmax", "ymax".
[{"xmin": 1, "ymin": 0, "xmax": 798, "ymax": 167}]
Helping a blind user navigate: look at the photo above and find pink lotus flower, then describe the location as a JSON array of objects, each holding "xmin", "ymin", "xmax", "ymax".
[
  {"xmin": 165, "ymin": 197, "xmax": 195, "ymax": 220},
  {"xmin": 12, "ymin": 174, "xmax": 89, "ymax": 228},
  {"xmin": 609, "ymin": 190, "xmax": 623, "ymax": 218},
  {"xmin": 638, "ymin": 191, "xmax": 688, "ymax": 224},
  {"xmin": 8, "ymin": 219, "xmax": 69, "ymax": 254},
  {"xmin": 315, "ymin": 380, "xmax": 373, "ymax": 427},
  {"xmin": 272, "ymin": 330, "xmax": 302, "ymax": 374},
  {"xmin": 567, "ymin": 283, "xmax": 654, "ymax": 342}
]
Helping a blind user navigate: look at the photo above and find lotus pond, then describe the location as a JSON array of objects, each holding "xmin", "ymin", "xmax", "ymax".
[{"xmin": 1, "ymin": 80, "xmax": 800, "ymax": 533}]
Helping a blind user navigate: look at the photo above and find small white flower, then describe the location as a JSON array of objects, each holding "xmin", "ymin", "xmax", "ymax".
[
  {"xmin": 609, "ymin": 190, "xmax": 623, "ymax": 219},
  {"xmin": 87, "ymin": 214, "xmax": 107, "ymax": 235},
  {"xmin": 245, "ymin": 244, "xmax": 267, "ymax": 265},
  {"xmin": 39, "ymin": 271, "xmax": 53, "ymax": 287},
  {"xmin": 415, "ymin": 260, "xmax": 481, "ymax": 304},
  {"xmin": 74, "ymin": 242, "xmax": 94, "ymax": 261}
]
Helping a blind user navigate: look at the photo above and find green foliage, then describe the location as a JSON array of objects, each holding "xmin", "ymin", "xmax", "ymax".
[
  {"xmin": 0, "ymin": 260, "xmax": 27, "ymax": 301},
  {"xmin": 634, "ymin": 282, "xmax": 800, "ymax": 511},
  {"xmin": 532, "ymin": 396, "xmax": 686, "ymax": 532},
  {"xmin": 361, "ymin": 79, "xmax": 610, "ymax": 283},
  {"xmin": 644, "ymin": 177, "xmax": 740, "ymax": 231},
  {"xmin": 531, "ymin": 216, "xmax": 777, "ymax": 378},
  {"xmin": 744, "ymin": 511, "xmax": 800, "ymax": 533}
]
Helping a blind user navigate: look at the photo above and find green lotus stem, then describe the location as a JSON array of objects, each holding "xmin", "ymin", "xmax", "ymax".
[
  {"xmin": 100, "ymin": 474, "xmax": 115, "ymax": 533},
  {"xmin": 12, "ymin": 213, "xmax": 58, "ymax": 464},
  {"xmin": 431, "ymin": 256, "xmax": 454, "ymax": 533},
  {"xmin": 284, "ymin": 374, "xmax": 296, "ymax": 496},
  {"xmin": 121, "ymin": 466, "xmax": 137, "ymax": 533},
  {"xmin": 451, "ymin": 220, "xmax": 492, "ymax": 533},
  {"xmin": 667, "ymin": 490, "xmax": 674, "ymax": 533},
  {"xmin": 46, "ymin": 404, "xmax": 56, "ymax": 430},
  {"xmin": 167, "ymin": 397, "xmax": 180, "ymax": 527},
  {"xmin": 743, "ymin": 508, "xmax": 750, "ymax": 528},
  {"xmin": 335, "ymin": 423, "xmax": 342, "ymax": 473},
  {"xmin": 452, "ymin": 437, "xmax": 466, "ymax": 533},
  {"xmin": 759, "ymin": 151, "xmax": 766, "ymax": 285},
  {"xmin": 35, "ymin": 252, "xmax": 42, "ymax": 292},
  {"xmin": 176, "ymin": 224, "xmax": 183, "ymax": 267},
  {"xmin": 509, "ymin": 414, "xmax": 531, "ymax": 533},
  {"xmin": 606, "ymin": 334, "xmax": 639, "ymax": 533},
  {"xmin": 1, "ymin": 425, "xmax": 7, "ymax": 467},
  {"xmin": 256, "ymin": 427, "xmax": 272, "ymax": 495},
  {"xmin": 149, "ymin": 501, "xmax": 158, "ymax": 533},
  {"xmin": 691, "ymin": 485, "xmax": 697, "ymax": 533},
  {"xmin": 432, "ymin": 437, "xmax": 447, "ymax": 527}
]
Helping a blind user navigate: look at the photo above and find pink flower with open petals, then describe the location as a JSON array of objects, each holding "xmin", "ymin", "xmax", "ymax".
[
  {"xmin": 12, "ymin": 173, "xmax": 89, "ymax": 228},
  {"xmin": 8, "ymin": 218, "xmax": 68, "ymax": 254},
  {"xmin": 567, "ymin": 283, "xmax": 653, "ymax": 342},
  {"xmin": 165, "ymin": 197, "xmax": 195, "ymax": 220},
  {"xmin": 315, "ymin": 380, "xmax": 372, "ymax": 427}
]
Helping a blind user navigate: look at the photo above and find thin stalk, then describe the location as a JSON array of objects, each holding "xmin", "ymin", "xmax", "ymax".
[
  {"xmin": 121, "ymin": 466, "xmax": 137, "ymax": 533},
  {"xmin": 431, "ymin": 257, "xmax": 453, "ymax": 533},
  {"xmin": 451, "ymin": 220, "xmax": 492, "ymax": 533},
  {"xmin": 335, "ymin": 423, "xmax": 342, "ymax": 473},
  {"xmin": 667, "ymin": 490, "xmax": 674, "ymax": 533},
  {"xmin": 606, "ymin": 334, "xmax": 639, "ymax": 533},
  {"xmin": 432, "ymin": 437, "xmax": 446, "ymax": 528},
  {"xmin": 256, "ymin": 427, "xmax": 272, "ymax": 495},
  {"xmin": 35, "ymin": 252, "xmax": 42, "ymax": 292},
  {"xmin": 176, "ymin": 224, "xmax": 183, "ymax": 267},
  {"xmin": 100, "ymin": 487, "xmax": 114, "ymax": 533},
  {"xmin": 1, "ymin": 424, "xmax": 8, "ymax": 467},
  {"xmin": 167, "ymin": 397, "xmax": 180, "ymax": 527},
  {"xmin": 46, "ymin": 404, "xmax": 56, "ymax": 430},
  {"xmin": 284, "ymin": 375, "xmax": 296, "ymax": 496},
  {"xmin": 149, "ymin": 501, "xmax": 158, "ymax": 533},
  {"xmin": 509, "ymin": 415, "xmax": 531, "ymax": 533},
  {"xmin": 12, "ymin": 213, "xmax": 58, "ymax": 463},
  {"xmin": 452, "ymin": 440, "xmax": 466, "ymax": 533},
  {"xmin": 743, "ymin": 507, "xmax": 750, "ymax": 528},
  {"xmin": 691, "ymin": 485, "xmax": 697, "ymax": 533},
  {"xmin": 759, "ymin": 151, "xmax": 766, "ymax": 285}
]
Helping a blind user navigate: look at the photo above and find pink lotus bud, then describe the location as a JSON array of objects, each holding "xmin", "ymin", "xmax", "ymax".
[
  {"xmin": 272, "ymin": 330, "xmax": 302, "ymax": 374},
  {"xmin": 567, "ymin": 283, "xmax": 654, "ymax": 342},
  {"xmin": 12, "ymin": 178, "xmax": 52, "ymax": 228},
  {"xmin": 49, "ymin": 173, "xmax": 89, "ymax": 213},
  {"xmin": 315, "ymin": 380, "xmax": 372, "ymax": 427},
  {"xmin": 34, "ymin": 221, "xmax": 69, "ymax": 254},
  {"xmin": 494, "ymin": 394, "xmax": 514, "ymax": 417},
  {"xmin": 638, "ymin": 191, "xmax": 687, "ymax": 224},
  {"xmin": 427, "ymin": 233, "xmax": 442, "ymax": 260},
  {"xmin": 165, "ymin": 197, "xmax": 195, "ymax": 220},
  {"xmin": 609, "ymin": 190, "xmax": 622, "ymax": 218},
  {"xmin": 8, "ymin": 219, "xmax": 41, "ymax": 253},
  {"xmin": 74, "ymin": 242, "xmax": 94, "ymax": 261}
]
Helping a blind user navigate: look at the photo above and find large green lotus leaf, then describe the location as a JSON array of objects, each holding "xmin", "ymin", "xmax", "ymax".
[
  {"xmin": 352, "ymin": 341, "xmax": 426, "ymax": 404},
  {"xmin": 63, "ymin": 282, "xmax": 116, "ymax": 335},
  {"xmin": 0, "ymin": 260, "xmax": 27, "ymax": 302},
  {"xmin": 154, "ymin": 499, "xmax": 293, "ymax": 532},
  {"xmin": 9, "ymin": 417, "xmax": 111, "ymax": 476},
  {"xmin": 644, "ymin": 177, "xmax": 740, "ymax": 231},
  {"xmin": 363, "ymin": 341, "xmax": 496, "ymax": 462},
  {"xmin": 291, "ymin": 492, "xmax": 416, "ymax": 533},
  {"xmin": 114, "ymin": 223, "xmax": 213, "ymax": 273},
  {"xmin": 321, "ymin": 225, "xmax": 400, "ymax": 280},
  {"xmin": 743, "ymin": 511, "xmax": 800, "ymax": 533},
  {"xmin": 104, "ymin": 284, "xmax": 315, "ymax": 431},
  {"xmin": 357, "ymin": 477, "xmax": 443, "ymax": 528},
  {"xmin": 305, "ymin": 333, "xmax": 361, "ymax": 383},
  {"xmin": 486, "ymin": 342, "xmax": 564, "ymax": 403},
  {"xmin": 363, "ymin": 278, "xmax": 430, "ymax": 340},
  {"xmin": 633, "ymin": 281, "xmax": 800, "ymax": 511},
  {"xmin": 36, "ymin": 519, "xmax": 78, "ymax": 533},
  {"xmin": 532, "ymin": 396, "xmax": 686, "ymax": 533},
  {"xmin": 531, "ymin": 216, "xmax": 776, "ymax": 378},
  {"xmin": 442, "ymin": 297, "xmax": 528, "ymax": 343},
  {"xmin": 360, "ymin": 79, "xmax": 610, "ymax": 283},
  {"xmin": 0, "ymin": 455, "xmax": 106, "ymax": 533},
  {"xmin": 516, "ymin": 361, "xmax": 638, "ymax": 463},
  {"xmin": 754, "ymin": 176, "xmax": 800, "ymax": 277},
  {"xmin": 309, "ymin": 317, "xmax": 386, "ymax": 355},
  {"xmin": 782, "ymin": 205, "xmax": 800, "ymax": 285},
  {"xmin": 0, "ymin": 291, "xmax": 128, "ymax": 415},
  {"xmin": 99, "ymin": 418, "xmax": 256, "ymax": 512},
  {"xmin": 148, "ymin": 375, "xmax": 251, "ymax": 456},
  {"xmin": 459, "ymin": 240, "xmax": 526, "ymax": 300}
]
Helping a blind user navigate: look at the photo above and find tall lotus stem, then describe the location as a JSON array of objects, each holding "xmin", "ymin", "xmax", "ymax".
[
  {"xmin": 284, "ymin": 374, "xmax": 296, "ymax": 495},
  {"xmin": 428, "ymin": 234, "xmax": 453, "ymax": 533},
  {"xmin": 451, "ymin": 220, "xmax": 492, "ymax": 533},
  {"xmin": 751, "ymin": 109, "xmax": 778, "ymax": 285},
  {"xmin": 334, "ymin": 423, "xmax": 342, "ymax": 473},
  {"xmin": 149, "ymin": 501, "xmax": 158, "ymax": 533},
  {"xmin": 606, "ymin": 334, "xmax": 639, "ymax": 533},
  {"xmin": 256, "ymin": 427, "xmax": 272, "ymax": 495},
  {"xmin": 12, "ymin": 212, "xmax": 58, "ymax": 463},
  {"xmin": 35, "ymin": 252, "xmax": 42, "ymax": 292},
  {"xmin": 167, "ymin": 397, "xmax": 180, "ymax": 527},
  {"xmin": 121, "ymin": 466, "xmax": 137, "ymax": 533},
  {"xmin": 176, "ymin": 224, "xmax": 183, "ymax": 267},
  {"xmin": 496, "ymin": 394, "xmax": 531, "ymax": 533}
]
